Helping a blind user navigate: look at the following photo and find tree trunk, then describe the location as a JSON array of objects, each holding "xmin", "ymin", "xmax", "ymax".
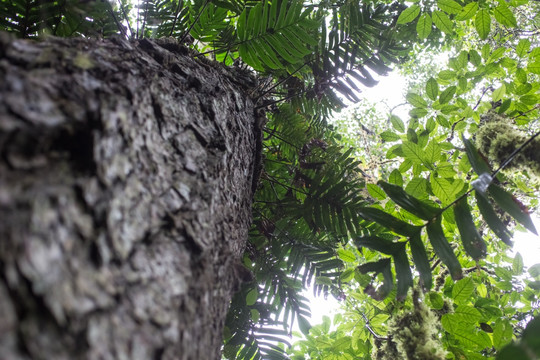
[{"xmin": 0, "ymin": 33, "xmax": 258, "ymax": 360}]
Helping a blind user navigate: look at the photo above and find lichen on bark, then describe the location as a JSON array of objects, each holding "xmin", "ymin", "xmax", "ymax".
[{"xmin": 0, "ymin": 33, "xmax": 258, "ymax": 359}]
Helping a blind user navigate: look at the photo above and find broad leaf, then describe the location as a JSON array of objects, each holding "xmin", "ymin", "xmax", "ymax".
[
  {"xmin": 426, "ymin": 77, "xmax": 439, "ymax": 101},
  {"xmin": 488, "ymin": 184, "xmax": 537, "ymax": 234},
  {"xmin": 397, "ymin": 5, "xmax": 420, "ymax": 25},
  {"xmin": 454, "ymin": 198, "xmax": 486, "ymax": 260},
  {"xmin": 379, "ymin": 181, "xmax": 441, "ymax": 220},
  {"xmin": 416, "ymin": 13, "xmax": 432, "ymax": 39},
  {"xmin": 409, "ymin": 233, "xmax": 432, "ymax": 290},
  {"xmin": 475, "ymin": 9, "xmax": 491, "ymax": 40},
  {"xmin": 427, "ymin": 217, "xmax": 463, "ymax": 280}
]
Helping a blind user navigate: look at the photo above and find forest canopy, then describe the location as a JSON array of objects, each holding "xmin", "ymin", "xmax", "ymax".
[{"xmin": 1, "ymin": 0, "xmax": 539, "ymax": 359}]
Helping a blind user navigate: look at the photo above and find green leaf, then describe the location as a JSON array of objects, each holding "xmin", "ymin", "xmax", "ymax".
[
  {"xmin": 432, "ymin": 10, "xmax": 453, "ymax": 34},
  {"xmin": 462, "ymin": 136, "xmax": 492, "ymax": 175},
  {"xmin": 529, "ymin": 264, "xmax": 540, "ymax": 278},
  {"xmin": 367, "ymin": 183, "xmax": 387, "ymax": 200},
  {"xmin": 493, "ymin": 320, "xmax": 514, "ymax": 350},
  {"xmin": 378, "ymin": 181, "xmax": 441, "ymax": 220},
  {"xmin": 357, "ymin": 258, "xmax": 394, "ymax": 300},
  {"xmin": 475, "ymin": 9, "xmax": 491, "ymax": 40},
  {"xmin": 393, "ymin": 244, "xmax": 413, "ymax": 300},
  {"xmin": 406, "ymin": 177, "xmax": 429, "ymax": 200},
  {"xmin": 340, "ymin": 268, "xmax": 355, "ymax": 282},
  {"xmin": 380, "ymin": 130, "xmax": 401, "ymax": 142},
  {"xmin": 453, "ymin": 198, "xmax": 487, "ymax": 260},
  {"xmin": 431, "ymin": 175, "xmax": 462, "ymax": 204},
  {"xmin": 488, "ymin": 184, "xmax": 537, "ymax": 234},
  {"xmin": 298, "ymin": 315, "xmax": 311, "ymax": 335},
  {"xmin": 416, "ymin": 13, "xmax": 432, "ymax": 39},
  {"xmin": 409, "ymin": 107, "xmax": 429, "ymax": 118},
  {"xmin": 402, "ymin": 141, "xmax": 424, "ymax": 164},
  {"xmin": 452, "ymin": 277, "xmax": 475, "ymax": 304},
  {"xmin": 406, "ymin": 92, "xmax": 428, "ymax": 108},
  {"xmin": 355, "ymin": 236, "xmax": 401, "ymax": 255},
  {"xmin": 389, "ymin": 169, "xmax": 404, "ymax": 187},
  {"xmin": 513, "ymin": 253, "xmax": 524, "ymax": 275},
  {"xmin": 528, "ymin": 61, "xmax": 540, "ymax": 75},
  {"xmin": 476, "ymin": 191, "xmax": 513, "ymax": 246},
  {"xmin": 390, "ymin": 115, "xmax": 405, "ymax": 132},
  {"xmin": 427, "ymin": 217, "xmax": 463, "ymax": 280},
  {"xmin": 516, "ymin": 39, "xmax": 531, "ymax": 57},
  {"xmin": 439, "ymin": 86, "xmax": 456, "ymax": 104},
  {"xmin": 337, "ymin": 248, "xmax": 356, "ymax": 263},
  {"xmin": 246, "ymin": 288, "xmax": 258, "ymax": 305},
  {"xmin": 492, "ymin": 84, "xmax": 506, "ymax": 102},
  {"xmin": 437, "ymin": 0, "xmax": 462, "ymax": 14},
  {"xmin": 456, "ymin": 2, "xmax": 478, "ymax": 21},
  {"xmin": 397, "ymin": 5, "xmax": 421, "ymax": 25},
  {"xmin": 358, "ymin": 207, "xmax": 421, "ymax": 236},
  {"xmin": 410, "ymin": 233, "xmax": 432, "ymax": 290},
  {"xmin": 493, "ymin": 3, "xmax": 517, "ymax": 27},
  {"xmin": 426, "ymin": 77, "xmax": 439, "ymax": 101}
]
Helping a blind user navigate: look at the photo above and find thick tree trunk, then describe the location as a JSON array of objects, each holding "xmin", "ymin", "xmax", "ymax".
[{"xmin": 0, "ymin": 33, "xmax": 258, "ymax": 360}]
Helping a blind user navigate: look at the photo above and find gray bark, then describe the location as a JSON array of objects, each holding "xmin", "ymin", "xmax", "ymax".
[{"xmin": 0, "ymin": 33, "xmax": 258, "ymax": 360}]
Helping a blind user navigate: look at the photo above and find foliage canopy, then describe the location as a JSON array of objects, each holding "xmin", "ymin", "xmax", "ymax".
[{"xmin": 2, "ymin": 0, "xmax": 539, "ymax": 359}]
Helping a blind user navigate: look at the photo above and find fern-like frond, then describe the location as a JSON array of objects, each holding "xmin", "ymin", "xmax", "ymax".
[{"xmin": 236, "ymin": 0, "xmax": 319, "ymax": 72}]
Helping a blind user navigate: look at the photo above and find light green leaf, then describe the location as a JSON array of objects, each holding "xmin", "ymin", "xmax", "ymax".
[
  {"xmin": 528, "ymin": 62, "xmax": 540, "ymax": 75},
  {"xmin": 397, "ymin": 5, "xmax": 421, "ymax": 24},
  {"xmin": 431, "ymin": 175, "xmax": 461, "ymax": 204},
  {"xmin": 380, "ymin": 130, "xmax": 401, "ymax": 142},
  {"xmin": 437, "ymin": 0, "xmax": 462, "ymax": 14},
  {"xmin": 405, "ymin": 177, "xmax": 429, "ymax": 200},
  {"xmin": 516, "ymin": 39, "xmax": 531, "ymax": 57},
  {"xmin": 493, "ymin": 3, "xmax": 517, "ymax": 27},
  {"xmin": 409, "ymin": 108, "xmax": 428, "ymax": 118},
  {"xmin": 416, "ymin": 13, "xmax": 432, "ymax": 39},
  {"xmin": 390, "ymin": 115, "xmax": 405, "ymax": 132},
  {"xmin": 456, "ymin": 2, "xmax": 478, "ymax": 21},
  {"xmin": 475, "ymin": 9, "xmax": 491, "ymax": 40},
  {"xmin": 402, "ymin": 141, "xmax": 424, "ymax": 164},
  {"xmin": 367, "ymin": 183, "xmax": 387, "ymax": 200},
  {"xmin": 452, "ymin": 277, "xmax": 475, "ymax": 304},
  {"xmin": 513, "ymin": 253, "xmax": 524, "ymax": 275},
  {"xmin": 493, "ymin": 320, "xmax": 513, "ymax": 349},
  {"xmin": 338, "ymin": 249, "xmax": 356, "ymax": 263},
  {"xmin": 406, "ymin": 92, "xmax": 428, "ymax": 108},
  {"xmin": 492, "ymin": 84, "xmax": 506, "ymax": 101},
  {"xmin": 340, "ymin": 268, "xmax": 355, "ymax": 282},
  {"xmin": 432, "ymin": 10, "xmax": 453, "ymax": 33},
  {"xmin": 426, "ymin": 77, "xmax": 439, "ymax": 100}
]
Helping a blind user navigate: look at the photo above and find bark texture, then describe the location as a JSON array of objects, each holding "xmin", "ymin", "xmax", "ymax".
[{"xmin": 0, "ymin": 33, "xmax": 258, "ymax": 360}]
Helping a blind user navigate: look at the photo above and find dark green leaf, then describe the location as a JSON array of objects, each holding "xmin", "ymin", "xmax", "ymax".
[
  {"xmin": 354, "ymin": 236, "xmax": 401, "ymax": 255},
  {"xmin": 454, "ymin": 198, "xmax": 487, "ymax": 260},
  {"xmin": 427, "ymin": 217, "xmax": 463, "ymax": 280},
  {"xmin": 409, "ymin": 233, "xmax": 432, "ymax": 290},
  {"xmin": 488, "ymin": 184, "xmax": 537, "ymax": 234},
  {"xmin": 378, "ymin": 181, "xmax": 441, "ymax": 220},
  {"xmin": 476, "ymin": 191, "xmax": 513, "ymax": 246},
  {"xmin": 358, "ymin": 207, "xmax": 421, "ymax": 236},
  {"xmin": 393, "ymin": 244, "xmax": 413, "ymax": 300},
  {"xmin": 462, "ymin": 136, "xmax": 491, "ymax": 175}
]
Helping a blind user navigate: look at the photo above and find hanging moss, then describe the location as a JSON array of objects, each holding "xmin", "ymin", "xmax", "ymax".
[
  {"xmin": 372, "ymin": 290, "xmax": 447, "ymax": 360},
  {"xmin": 476, "ymin": 111, "xmax": 540, "ymax": 178}
]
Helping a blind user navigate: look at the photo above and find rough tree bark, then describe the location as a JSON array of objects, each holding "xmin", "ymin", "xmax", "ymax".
[{"xmin": 0, "ymin": 33, "xmax": 259, "ymax": 360}]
